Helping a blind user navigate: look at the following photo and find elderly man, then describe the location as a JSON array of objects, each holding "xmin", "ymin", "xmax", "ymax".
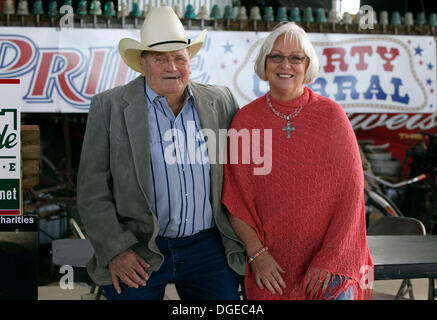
[{"xmin": 77, "ymin": 7, "xmax": 245, "ymax": 300}]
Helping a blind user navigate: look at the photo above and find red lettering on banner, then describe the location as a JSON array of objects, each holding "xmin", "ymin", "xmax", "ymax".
[
  {"xmin": 350, "ymin": 46, "xmax": 373, "ymax": 70},
  {"xmin": 351, "ymin": 113, "xmax": 437, "ymax": 176},
  {"xmin": 57, "ymin": 52, "xmax": 85, "ymax": 103},
  {"xmin": 348, "ymin": 113, "xmax": 437, "ymax": 131},
  {"xmin": 84, "ymin": 50, "xmax": 106, "ymax": 95},
  {"xmin": 113, "ymin": 58, "xmax": 130, "ymax": 88},
  {"xmin": 29, "ymin": 51, "xmax": 86, "ymax": 104},
  {"xmin": 31, "ymin": 52, "xmax": 55, "ymax": 96},
  {"xmin": 321, "ymin": 45, "xmax": 401, "ymax": 73},
  {"xmin": 0, "ymin": 37, "xmax": 36, "ymax": 77},
  {"xmin": 376, "ymin": 47, "xmax": 400, "ymax": 71},
  {"xmin": 0, "ymin": 39, "xmax": 33, "ymax": 71},
  {"xmin": 322, "ymin": 47, "xmax": 348, "ymax": 72}
]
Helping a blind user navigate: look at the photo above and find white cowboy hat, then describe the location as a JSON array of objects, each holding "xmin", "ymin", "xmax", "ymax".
[{"xmin": 118, "ymin": 6, "xmax": 207, "ymax": 73}]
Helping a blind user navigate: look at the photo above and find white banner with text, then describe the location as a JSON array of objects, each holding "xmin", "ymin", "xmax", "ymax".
[{"xmin": 0, "ymin": 27, "xmax": 436, "ymax": 113}]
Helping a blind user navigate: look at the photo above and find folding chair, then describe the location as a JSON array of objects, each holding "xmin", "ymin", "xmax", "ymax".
[
  {"xmin": 367, "ymin": 216, "xmax": 426, "ymax": 300},
  {"xmin": 429, "ymin": 278, "xmax": 437, "ymax": 300},
  {"xmin": 67, "ymin": 218, "xmax": 105, "ymax": 300},
  {"xmin": 51, "ymin": 219, "xmax": 104, "ymax": 300}
]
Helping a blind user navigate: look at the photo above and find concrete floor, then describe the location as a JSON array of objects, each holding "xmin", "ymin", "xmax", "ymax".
[{"xmin": 38, "ymin": 278, "xmax": 432, "ymax": 300}]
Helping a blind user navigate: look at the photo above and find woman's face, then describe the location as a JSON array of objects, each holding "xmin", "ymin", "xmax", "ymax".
[{"xmin": 265, "ymin": 34, "xmax": 309, "ymax": 101}]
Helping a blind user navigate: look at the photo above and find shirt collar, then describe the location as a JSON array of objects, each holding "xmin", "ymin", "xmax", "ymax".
[{"xmin": 144, "ymin": 81, "xmax": 193, "ymax": 109}]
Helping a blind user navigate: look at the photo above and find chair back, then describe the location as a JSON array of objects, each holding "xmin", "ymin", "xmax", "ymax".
[
  {"xmin": 69, "ymin": 218, "xmax": 86, "ymax": 239},
  {"xmin": 367, "ymin": 216, "xmax": 426, "ymax": 235}
]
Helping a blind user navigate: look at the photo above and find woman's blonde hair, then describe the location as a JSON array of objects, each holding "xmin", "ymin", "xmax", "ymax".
[{"xmin": 254, "ymin": 22, "xmax": 319, "ymax": 84}]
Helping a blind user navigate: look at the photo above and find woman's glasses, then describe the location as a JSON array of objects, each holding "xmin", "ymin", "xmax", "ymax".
[{"xmin": 266, "ymin": 54, "xmax": 308, "ymax": 64}]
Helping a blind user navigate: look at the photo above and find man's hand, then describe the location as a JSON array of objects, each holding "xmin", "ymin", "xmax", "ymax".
[
  {"xmin": 108, "ymin": 248, "xmax": 151, "ymax": 294},
  {"xmin": 251, "ymin": 252, "xmax": 286, "ymax": 295}
]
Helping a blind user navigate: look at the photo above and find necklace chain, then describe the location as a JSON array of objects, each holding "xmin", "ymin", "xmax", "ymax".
[
  {"xmin": 265, "ymin": 93, "xmax": 304, "ymax": 139},
  {"xmin": 265, "ymin": 93, "xmax": 303, "ymax": 120}
]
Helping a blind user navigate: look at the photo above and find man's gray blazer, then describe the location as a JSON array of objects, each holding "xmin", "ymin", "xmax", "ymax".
[{"xmin": 77, "ymin": 76, "xmax": 246, "ymax": 285}]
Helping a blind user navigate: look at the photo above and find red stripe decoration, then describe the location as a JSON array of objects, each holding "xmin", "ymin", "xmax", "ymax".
[
  {"xmin": 0, "ymin": 210, "xmax": 21, "ymax": 215},
  {"xmin": 0, "ymin": 79, "xmax": 20, "ymax": 84}
]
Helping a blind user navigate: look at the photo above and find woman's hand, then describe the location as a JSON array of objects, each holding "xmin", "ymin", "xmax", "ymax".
[
  {"xmin": 227, "ymin": 215, "xmax": 286, "ymax": 295},
  {"xmin": 304, "ymin": 267, "xmax": 332, "ymax": 299},
  {"xmin": 250, "ymin": 251, "xmax": 286, "ymax": 295}
]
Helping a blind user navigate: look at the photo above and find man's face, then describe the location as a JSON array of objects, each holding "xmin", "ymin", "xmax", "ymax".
[{"xmin": 140, "ymin": 48, "xmax": 191, "ymax": 98}]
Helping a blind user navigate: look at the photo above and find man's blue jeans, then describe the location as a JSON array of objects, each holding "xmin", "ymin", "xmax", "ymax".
[
  {"xmin": 102, "ymin": 228, "xmax": 242, "ymax": 300},
  {"xmin": 325, "ymin": 275, "xmax": 354, "ymax": 300}
]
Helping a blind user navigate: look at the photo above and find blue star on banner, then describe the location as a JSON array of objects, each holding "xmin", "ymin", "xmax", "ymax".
[
  {"xmin": 222, "ymin": 42, "xmax": 234, "ymax": 53},
  {"xmin": 428, "ymin": 63, "xmax": 434, "ymax": 70},
  {"xmin": 426, "ymin": 78, "xmax": 433, "ymax": 86},
  {"xmin": 414, "ymin": 45, "xmax": 424, "ymax": 56}
]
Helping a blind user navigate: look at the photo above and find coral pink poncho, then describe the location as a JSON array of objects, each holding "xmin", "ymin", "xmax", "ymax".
[{"xmin": 222, "ymin": 87, "xmax": 373, "ymax": 300}]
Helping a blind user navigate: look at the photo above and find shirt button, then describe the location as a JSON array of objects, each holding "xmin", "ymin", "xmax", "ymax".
[{"xmin": 185, "ymin": 193, "xmax": 189, "ymax": 197}]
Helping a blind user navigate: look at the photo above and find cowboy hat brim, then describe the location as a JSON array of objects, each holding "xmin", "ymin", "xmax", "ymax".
[{"xmin": 119, "ymin": 29, "xmax": 207, "ymax": 73}]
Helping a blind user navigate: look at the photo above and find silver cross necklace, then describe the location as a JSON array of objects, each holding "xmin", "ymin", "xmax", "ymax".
[{"xmin": 265, "ymin": 93, "xmax": 303, "ymax": 139}]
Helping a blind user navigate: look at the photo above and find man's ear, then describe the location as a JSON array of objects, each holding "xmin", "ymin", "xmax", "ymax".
[{"xmin": 139, "ymin": 56, "xmax": 146, "ymax": 77}]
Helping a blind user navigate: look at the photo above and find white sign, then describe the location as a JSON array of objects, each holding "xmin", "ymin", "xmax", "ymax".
[
  {"xmin": 0, "ymin": 27, "xmax": 435, "ymax": 113},
  {"xmin": 0, "ymin": 79, "xmax": 21, "ymax": 215}
]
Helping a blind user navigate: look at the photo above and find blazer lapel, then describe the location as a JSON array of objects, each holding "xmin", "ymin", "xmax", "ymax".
[
  {"xmin": 122, "ymin": 76, "xmax": 153, "ymax": 210},
  {"xmin": 121, "ymin": 79, "xmax": 222, "ymax": 213},
  {"xmin": 190, "ymin": 82, "xmax": 222, "ymax": 212}
]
